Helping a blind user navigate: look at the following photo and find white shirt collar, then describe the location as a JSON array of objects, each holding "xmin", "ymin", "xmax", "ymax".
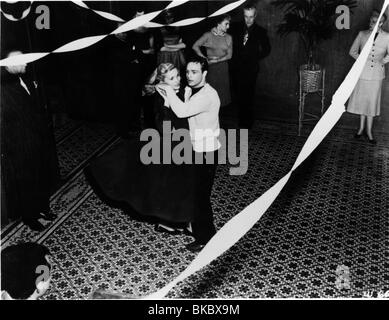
[{"xmin": 19, "ymin": 77, "xmax": 31, "ymax": 95}]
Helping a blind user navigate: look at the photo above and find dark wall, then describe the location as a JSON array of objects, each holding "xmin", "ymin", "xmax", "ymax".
[
  {"xmin": 251, "ymin": 0, "xmax": 389, "ymax": 132},
  {"xmin": 1, "ymin": 1, "xmax": 388, "ymax": 131},
  {"xmin": 0, "ymin": 1, "xmax": 218, "ymax": 121}
]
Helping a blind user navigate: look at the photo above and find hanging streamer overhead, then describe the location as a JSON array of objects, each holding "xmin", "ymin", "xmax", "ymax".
[
  {"xmin": 70, "ymin": 0, "xmax": 192, "ymax": 23},
  {"xmin": 70, "ymin": 0, "xmax": 124, "ymax": 22},
  {"xmin": 0, "ymin": 0, "xmax": 246, "ymax": 66}
]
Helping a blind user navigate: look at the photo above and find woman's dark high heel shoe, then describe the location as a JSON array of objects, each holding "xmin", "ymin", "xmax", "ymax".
[
  {"xmin": 23, "ymin": 218, "xmax": 46, "ymax": 231},
  {"xmin": 354, "ymin": 132, "xmax": 363, "ymax": 139},
  {"xmin": 154, "ymin": 224, "xmax": 181, "ymax": 235},
  {"xmin": 368, "ymin": 138, "xmax": 377, "ymax": 145},
  {"xmin": 183, "ymin": 227, "xmax": 193, "ymax": 236},
  {"xmin": 38, "ymin": 212, "xmax": 57, "ymax": 221}
]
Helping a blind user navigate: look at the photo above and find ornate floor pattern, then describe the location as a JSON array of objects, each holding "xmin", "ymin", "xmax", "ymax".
[
  {"xmin": 56, "ymin": 121, "xmax": 118, "ymax": 180},
  {"xmin": 53, "ymin": 114, "xmax": 83, "ymax": 145},
  {"xmin": 1, "ymin": 118, "xmax": 118, "ymax": 237},
  {"xmin": 2, "ymin": 119, "xmax": 388, "ymax": 299}
]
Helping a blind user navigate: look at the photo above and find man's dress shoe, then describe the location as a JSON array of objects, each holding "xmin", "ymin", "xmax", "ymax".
[
  {"xmin": 185, "ymin": 241, "xmax": 206, "ymax": 252},
  {"xmin": 154, "ymin": 224, "xmax": 182, "ymax": 235},
  {"xmin": 23, "ymin": 219, "xmax": 46, "ymax": 231},
  {"xmin": 368, "ymin": 138, "xmax": 377, "ymax": 145},
  {"xmin": 38, "ymin": 212, "xmax": 57, "ymax": 221}
]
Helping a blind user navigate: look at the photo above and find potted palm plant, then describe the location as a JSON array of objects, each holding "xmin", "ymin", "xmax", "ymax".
[{"xmin": 272, "ymin": 0, "xmax": 357, "ymax": 92}]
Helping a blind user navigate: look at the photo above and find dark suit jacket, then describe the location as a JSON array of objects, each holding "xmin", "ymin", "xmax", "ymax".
[
  {"xmin": 231, "ymin": 21, "xmax": 271, "ymax": 70},
  {"xmin": 1, "ymin": 74, "xmax": 58, "ymax": 222}
]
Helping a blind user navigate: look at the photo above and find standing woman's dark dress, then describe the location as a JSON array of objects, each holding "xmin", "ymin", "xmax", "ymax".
[
  {"xmin": 157, "ymin": 26, "xmax": 186, "ymax": 72},
  {"xmin": 87, "ymin": 88, "xmax": 197, "ymax": 223},
  {"xmin": 127, "ymin": 28, "xmax": 157, "ymax": 129},
  {"xmin": 1, "ymin": 72, "xmax": 59, "ymax": 226}
]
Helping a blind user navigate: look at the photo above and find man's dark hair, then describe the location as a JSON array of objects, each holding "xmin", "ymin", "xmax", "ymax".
[
  {"xmin": 186, "ymin": 55, "xmax": 208, "ymax": 72},
  {"xmin": 1, "ymin": 243, "xmax": 51, "ymax": 299},
  {"xmin": 372, "ymin": 9, "xmax": 387, "ymax": 22},
  {"xmin": 243, "ymin": 1, "xmax": 257, "ymax": 12}
]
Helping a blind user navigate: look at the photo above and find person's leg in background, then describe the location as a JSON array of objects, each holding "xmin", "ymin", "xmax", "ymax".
[
  {"xmin": 140, "ymin": 54, "xmax": 157, "ymax": 130},
  {"xmin": 366, "ymin": 115, "xmax": 376, "ymax": 143},
  {"xmin": 142, "ymin": 94, "xmax": 156, "ymax": 129},
  {"xmin": 238, "ymin": 67, "xmax": 258, "ymax": 129},
  {"xmin": 116, "ymin": 63, "xmax": 143, "ymax": 138},
  {"xmin": 355, "ymin": 115, "xmax": 366, "ymax": 137}
]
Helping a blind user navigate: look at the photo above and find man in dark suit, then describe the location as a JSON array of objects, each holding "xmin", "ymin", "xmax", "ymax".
[
  {"xmin": 230, "ymin": 3, "xmax": 271, "ymax": 128},
  {"xmin": 1, "ymin": 50, "xmax": 58, "ymax": 231}
]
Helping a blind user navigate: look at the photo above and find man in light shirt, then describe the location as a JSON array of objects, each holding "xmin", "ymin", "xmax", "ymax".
[
  {"xmin": 230, "ymin": 3, "xmax": 271, "ymax": 129},
  {"xmin": 156, "ymin": 56, "xmax": 220, "ymax": 252}
]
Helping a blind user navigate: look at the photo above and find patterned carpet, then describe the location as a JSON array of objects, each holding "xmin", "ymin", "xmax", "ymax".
[
  {"xmin": 1, "ymin": 117, "xmax": 388, "ymax": 299},
  {"xmin": 55, "ymin": 119, "xmax": 118, "ymax": 181},
  {"xmin": 1, "ymin": 116, "xmax": 118, "ymax": 238}
]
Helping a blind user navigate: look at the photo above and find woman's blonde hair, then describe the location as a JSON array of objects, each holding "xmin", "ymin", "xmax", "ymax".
[{"xmin": 156, "ymin": 63, "xmax": 177, "ymax": 82}]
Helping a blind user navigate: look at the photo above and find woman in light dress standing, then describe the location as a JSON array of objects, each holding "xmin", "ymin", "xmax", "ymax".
[{"xmin": 347, "ymin": 10, "xmax": 389, "ymax": 144}]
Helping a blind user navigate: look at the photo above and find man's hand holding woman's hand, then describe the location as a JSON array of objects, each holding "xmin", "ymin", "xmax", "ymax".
[
  {"xmin": 156, "ymin": 84, "xmax": 175, "ymax": 108},
  {"xmin": 155, "ymin": 84, "xmax": 174, "ymax": 97}
]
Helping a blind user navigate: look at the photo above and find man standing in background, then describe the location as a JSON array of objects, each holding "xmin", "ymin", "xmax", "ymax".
[
  {"xmin": 230, "ymin": 2, "xmax": 271, "ymax": 129},
  {"xmin": 1, "ymin": 50, "xmax": 58, "ymax": 231}
]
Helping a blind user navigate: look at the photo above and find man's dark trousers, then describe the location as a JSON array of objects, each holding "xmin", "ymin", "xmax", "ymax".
[
  {"xmin": 192, "ymin": 150, "xmax": 218, "ymax": 244},
  {"xmin": 234, "ymin": 63, "xmax": 258, "ymax": 128}
]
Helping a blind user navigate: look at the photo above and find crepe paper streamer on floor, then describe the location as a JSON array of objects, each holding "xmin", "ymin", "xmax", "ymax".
[
  {"xmin": 0, "ymin": 0, "xmax": 246, "ymax": 66},
  {"xmin": 144, "ymin": 1, "xmax": 389, "ymax": 300},
  {"xmin": 0, "ymin": 0, "xmax": 33, "ymax": 21}
]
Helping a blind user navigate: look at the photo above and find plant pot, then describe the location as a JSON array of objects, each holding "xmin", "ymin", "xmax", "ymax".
[{"xmin": 299, "ymin": 64, "xmax": 323, "ymax": 93}]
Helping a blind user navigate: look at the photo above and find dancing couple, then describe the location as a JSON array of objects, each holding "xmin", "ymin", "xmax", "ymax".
[{"xmin": 88, "ymin": 56, "xmax": 221, "ymax": 252}]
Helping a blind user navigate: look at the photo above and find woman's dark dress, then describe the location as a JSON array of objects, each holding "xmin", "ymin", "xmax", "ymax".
[
  {"xmin": 87, "ymin": 89, "xmax": 197, "ymax": 223},
  {"xmin": 157, "ymin": 27, "xmax": 186, "ymax": 71}
]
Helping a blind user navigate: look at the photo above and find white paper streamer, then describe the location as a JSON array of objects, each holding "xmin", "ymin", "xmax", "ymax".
[
  {"xmin": 70, "ymin": 0, "xmax": 125, "ymax": 22},
  {"xmin": 53, "ymin": 35, "xmax": 107, "ymax": 53},
  {"xmin": 144, "ymin": 1, "xmax": 389, "ymax": 299},
  {"xmin": 0, "ymin": 0, "xmax": 246, "ymax": 66},
  {"xmin": 70, "ymin": 0, "xmax": 192, "ymax": 23},
  {"xmin": 145, "ymin": 173, "xmax": 292, "ymax": 299}
]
